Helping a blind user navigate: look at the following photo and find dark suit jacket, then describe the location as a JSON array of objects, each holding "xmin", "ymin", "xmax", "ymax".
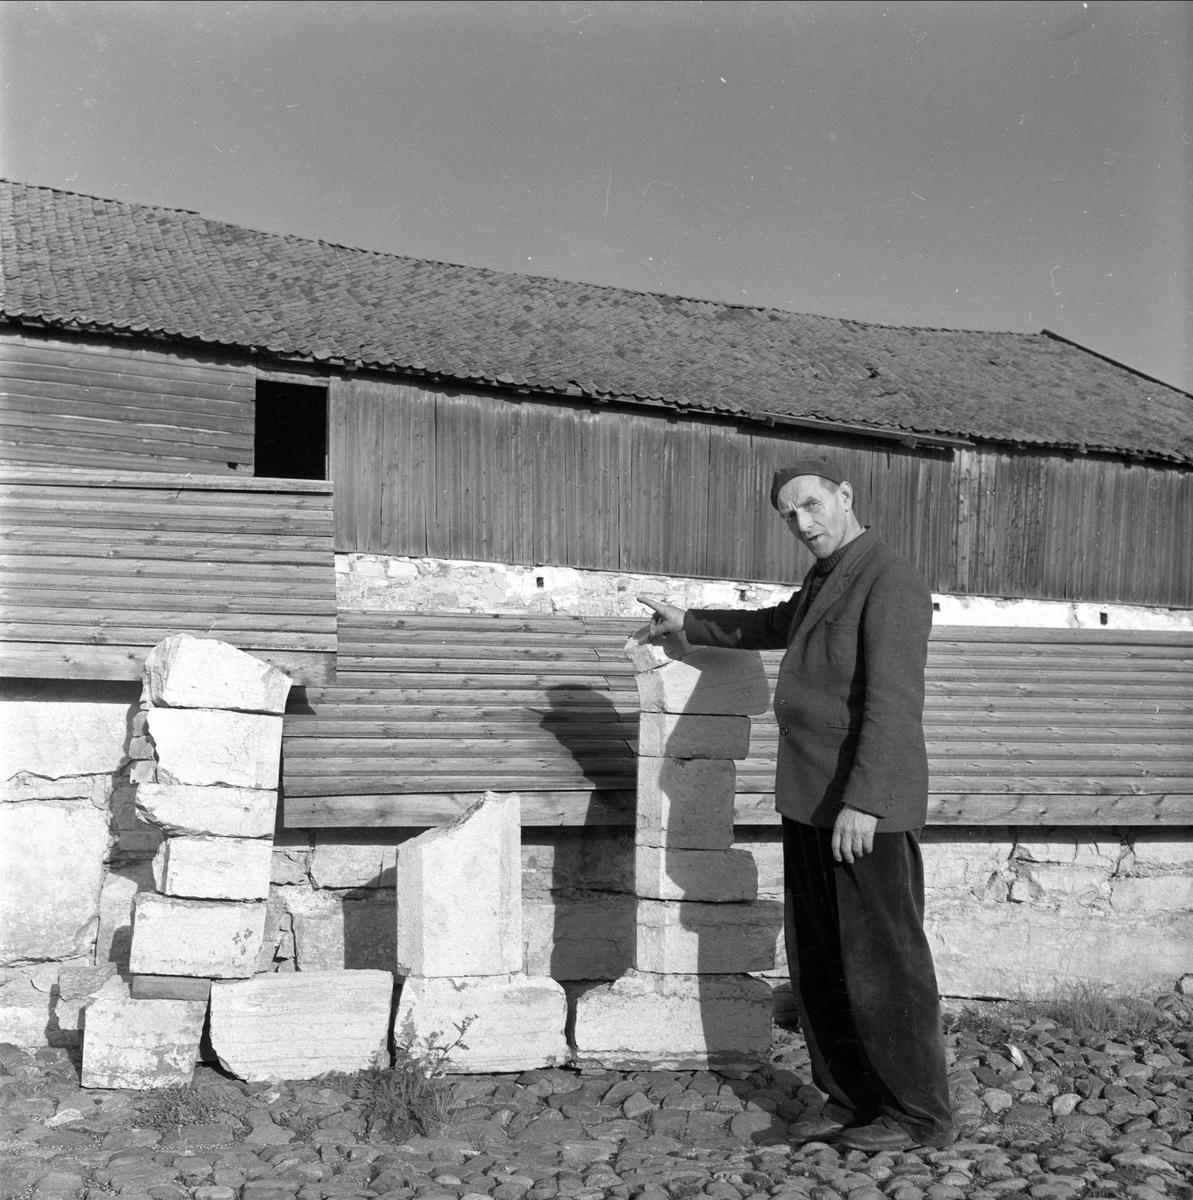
[{"xmin": 683, "ymin": 527, "xmax": 932, "ymax": 832}]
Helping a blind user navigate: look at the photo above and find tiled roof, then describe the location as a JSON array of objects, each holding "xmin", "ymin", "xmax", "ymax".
[{"xmin": 2, "ymin": 179, "xmax": 1190, "ymax": 463}]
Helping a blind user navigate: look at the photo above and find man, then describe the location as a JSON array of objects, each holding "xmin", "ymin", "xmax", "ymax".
[{"xmin": 639, "ymin": 456, "xmax": 953, "ymax": 1152}]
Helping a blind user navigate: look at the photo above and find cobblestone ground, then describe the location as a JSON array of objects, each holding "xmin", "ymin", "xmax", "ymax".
[{"xmin": 3, "ymin": 1005, "xmax": 1192, "ymax": 1200}]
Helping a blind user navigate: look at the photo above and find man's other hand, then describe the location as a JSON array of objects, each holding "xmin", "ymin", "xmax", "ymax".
[
  {"xmin": 637, "ymin": 596, "xmax": 686, "ymax": 639},
  {"xmin": 832, "ymin": 806, "xmax": 879, "ymax": 863}
]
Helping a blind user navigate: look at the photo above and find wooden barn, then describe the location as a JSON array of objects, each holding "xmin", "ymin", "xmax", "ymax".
[{"xmin": 2, "ymin": 179, "xmax": 1191, "ymax": 837}]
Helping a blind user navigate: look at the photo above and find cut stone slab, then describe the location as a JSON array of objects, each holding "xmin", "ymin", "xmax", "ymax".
[
  {"xmin": 1, "ymin": 800, "xmax": 110, "ymax": 966},
  {"xmin": 637, "ymin": 713, "xmax": 751, "ymax": 760},
  {"xmin": 522, "ymin": 894, "xmax": 635, "ymax": 980},
  {"xmin": 208, "ymin": 971, "xmax": 392, "ymax": 1082},
  {"xmin": 130, "ymin": 975, "xmax": 212, "ymax": 1002},
  {"xmin": 129, "ymin": 894, "xmax": 266, "ymax": 978},
  {"xmin": 635, "ymin": 757, "xmax": 736, "ymax": 850},
  {"xmin": 147, "ymin": 708, "xmax": 284, "ymax": 790},
  {"xmin": 926, "ymin": 899, "xmax": 1193, "ymax": 998},
  {"xmin": 1, "ymin": 697, "xmax": 132, "ymax": 779},
  {"xmin": 635, "ymin": 845, "xmax": 758, "ymax": 902},
  {"xmin": 397, "ymin": 791, "xmax": 522, "ymax": 977},
  {"xmin": 634, "ymin": 899, "xmax": 779, "ymax": 974},
  {"xmin": 309, "ymin": 839, "xmax": 398, "ymax": 888},
  {"xmin": 572, "ymin": 968, "xmax": 773, "ymax": 1070},
  {"xmin": 393, "ymin": 973, "xmax": 568, "ymax": 1074},
  {"xmin": 153, "ymin": 836, "xmax": 273, "ymax": 901},
  {"xmin": 135, "ymin": 784, "xmax": 276, "ymax": 839},
  {"xmin": 143, "ymin": 635, "xmax": 293, "ymax": 714},
  {"xmin": 81, "ymin": 979, "xmax": 205, "ymax": 1089},
  {"xmin": 629, "ymin": 643, "xmax": 770, "ymax": 717}
]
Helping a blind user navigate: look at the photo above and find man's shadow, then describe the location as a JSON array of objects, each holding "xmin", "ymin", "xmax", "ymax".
[{"xmin": 535, "ymin": 684, "xmax": 637, "ymax": 985}]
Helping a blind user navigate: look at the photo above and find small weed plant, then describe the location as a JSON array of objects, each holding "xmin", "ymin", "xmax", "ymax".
[
  {"xmin": 1021, "ymin": 981, "xmax": 1174, "ymax": 1041},
  {"xmin": 946, "ymin": 981, "xmax": 1189, "ymax": 1044},
  {"xmin": 135, "ymin": 1081, "xmax": 228, "ymax": 1131},
  {"xmin": 330, "ymin": 1015, "xmax": 474, "ymax": 1142}
]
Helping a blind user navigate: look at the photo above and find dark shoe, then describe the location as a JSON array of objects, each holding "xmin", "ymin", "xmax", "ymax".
[
  {"xmin": 835, "ymin": 1114, "xmax": 921, "ymax": 1151},
  {"xmin": 787, "ymin": 1115, "xmax": 846, "ymax": 1145}
]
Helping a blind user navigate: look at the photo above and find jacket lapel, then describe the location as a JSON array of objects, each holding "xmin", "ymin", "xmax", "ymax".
[{"xmin": 788, "ymin": 527, "xmax": 880, "ymax": 644}]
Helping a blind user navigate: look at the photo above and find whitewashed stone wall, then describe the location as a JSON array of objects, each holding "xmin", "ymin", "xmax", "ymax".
[
  {"xmin": 0, "ymin": 680, "xmax": 141, "ymax": 1047},
  {"xmin": 335, "ymin": 552, "xmax": 1193, "ymax": 630}
]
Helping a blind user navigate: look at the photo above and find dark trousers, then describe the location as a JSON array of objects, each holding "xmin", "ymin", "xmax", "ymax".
[{"xmin": 782, "ymin": 819, "xmax": 953, "ymax": 1146}]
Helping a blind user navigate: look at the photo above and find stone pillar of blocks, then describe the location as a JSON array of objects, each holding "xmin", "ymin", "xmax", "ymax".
[
  {"xmin": 392, "ymin": 790, "xmax": 568, "ymax": 1073},
  {"xmin": 126, "ymin": 635, "xmax": 291, "ymax": 982},
  {"xmin": 572, "ymin": 629, "xmax": 776, "ymax": 1070},
  {"xmin": 83, "ymin": 635, "xmax": 291, "ymax": 1089}
]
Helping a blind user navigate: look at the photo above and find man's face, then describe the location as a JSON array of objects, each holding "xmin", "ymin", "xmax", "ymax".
[{"xmin": 776, "ymin": 475, "xmax": 855, "ymax": 559}]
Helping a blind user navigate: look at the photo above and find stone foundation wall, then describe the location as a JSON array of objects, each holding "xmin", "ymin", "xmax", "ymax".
[
  {"xmin": 335, "ymin": 552, "xmax": 1193, "ymax": 630},
  {"xmin": 258, "ymin": 826, "xmax": 1193, "ymax": 1010}
]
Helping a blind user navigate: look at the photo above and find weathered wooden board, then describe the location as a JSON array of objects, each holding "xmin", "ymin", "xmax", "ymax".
[
  {"xmin": 0, "ymin": 333, "xmax": 256, "ymax": 473},
  {"xmin": 1, "ymin": 470, "xmax": 337, "ymax": 683},
  {"xmin": 282, "ymin": 612, "xmax": 1193, "ymax": 828}
]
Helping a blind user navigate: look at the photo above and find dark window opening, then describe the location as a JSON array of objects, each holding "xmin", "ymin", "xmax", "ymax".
[{"xmin": 254, "ymin": 381, "xmax": 328, "ymax": 479}]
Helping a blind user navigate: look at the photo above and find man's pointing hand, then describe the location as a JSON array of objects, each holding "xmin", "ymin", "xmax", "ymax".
[{"xmin": 637, "ymin": 596, "xmax": 686, "ymax": 639}]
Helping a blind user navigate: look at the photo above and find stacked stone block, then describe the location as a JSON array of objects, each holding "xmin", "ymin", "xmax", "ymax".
[
  {"xmin": 392, "ymin": 790, "xmax": 568, "ymax": 1073},
  {"xmin": 125, "ymin": 635, "xmax": 290, "ymax": 983},
  {"xmin": 82, "ymin": 635, "xmax": 291, "ymax": 1087},
  {"xmin": 572, "ymin": 629, "xmax": 777, "ymax": 1070}
]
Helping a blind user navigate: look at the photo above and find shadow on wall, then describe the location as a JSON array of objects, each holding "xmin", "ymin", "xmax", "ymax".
[{"xmin": 537, "ymin": 685, "xmax": 638, "ymax": 983}]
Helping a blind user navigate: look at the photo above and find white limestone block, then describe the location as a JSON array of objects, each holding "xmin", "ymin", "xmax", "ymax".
[
  {"xmin": 1111, "ymin": 875, "xmax": 1193, "ymax": 911},
  {"xmin": 397, "ymin": 791, "xmax": 522, "ymax": 977},
  {"xmin": 153, "ymin": 836, "xmax": 273, "ymax": 901},
  {"xmin": 208, "ymin": 971, "xmax": 392, "ymax": 1082},
  {"xmin": 310, "ymin": 839, "xmax": 398, "ymax": 888},
  {"xmin": 135, "ymin": 784, "xmax": 276, "ymax": 838},
  {"xmin": 0, "ymin": 801, "xmax": 110, "ymax": 966},
  {"xmin": 1129, "ymin": 835, "xmax": 1193, "ymax": 868},
  {"xmin": 147, "ymin": 708, "xmax": 283, "ymax": 790},
  {"xmin": 81, "ymin": 978, "xmax": 204, "ymax": 1090},
  {"xmin": 628, "ymin": 633, "xmax": 768, "ymax": 715},
  {"xmin": 636, "ymin": 757, "xmax": 736, "ymax": 850},
  {"xmin": 128, "ymin": 894, "xmax": 265, "ymax": 978},
  {"xmin": 633, "ymin": 649, "xmax": 770, "ymax": 716},
  {"xmin": 634, "ymin": 899, "xmax": 778, "ymax": 974},
  {"xmin": 635, "ymin": 845, "xmax": 758, "ymax": 902},
  {"xmin": 926, "ymin": 900, "xmax": 1193, "ymax": 998},
  {"xmin": 572, "ymin": 968, "xmax": 773, "ymax": 1070},
  {"xmin": 1, "ymin": 698, "xmax": 131, "ymax": 779},
  {"xmin": 143, "ymin": 635, "xmax": 293, "ymax": 714},
  {"xmin": 624, "ymin": 628, "xmax": 694, "ymax": 672},
  {"xmin": 637, "ymin": 713, "xmax": 751, "ymax": 760},
  {"xmin": 393, "ymin": 973, "xmax": 568, "ymax": 1074}
]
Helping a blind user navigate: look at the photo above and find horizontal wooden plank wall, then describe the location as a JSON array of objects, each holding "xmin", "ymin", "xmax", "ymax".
[
  {"xmin": 0, "ymin": 332, "xmax": 255, "ymax": 474},
  {"xmin": 282, "ymin": 613, "xmax": 1193, "ymax": 827},
  {"xmin": 0, "ymin": 468, "xmax": 337, "ymax": 684},
  {"xmin": 330, "ymin": 377, "xmax": 956, "ymax": 591}
]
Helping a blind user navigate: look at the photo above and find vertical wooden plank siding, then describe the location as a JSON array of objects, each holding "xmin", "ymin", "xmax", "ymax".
[
  {"xmin": 0, "ymin": 332, "xmax": 254, "ymax": 473},
  {"xmin": 329, "ymin": 377, "xmax": 355, "ymax": 550},
  {"xmin": 329, "ymin": 376, "xmax": 1191, "ymax": 606}
]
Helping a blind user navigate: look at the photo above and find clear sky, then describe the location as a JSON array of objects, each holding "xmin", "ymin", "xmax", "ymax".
[{"xmin": 2, "ymin": 1, "xmax": 1190, "ymax": 392}]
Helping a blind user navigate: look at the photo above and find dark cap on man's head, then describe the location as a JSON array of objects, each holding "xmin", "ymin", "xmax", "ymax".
[{"xmin": 770, "ymin": 457, "xmax": 849, "ymax": 509}]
